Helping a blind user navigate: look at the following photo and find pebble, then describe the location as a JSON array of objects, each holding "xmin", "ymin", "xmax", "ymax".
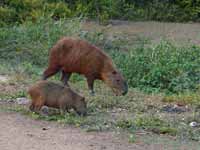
[
  {"xmin": 0, "ymin": 75, "xmax": 8, "ymax": 82},
  {"xmin": 16, "ymin": 97, "xmax": 29, "ymax": 105},
  {"xmin": 189, "ymin": 122, "xmax": 199, "ymax": 127}
]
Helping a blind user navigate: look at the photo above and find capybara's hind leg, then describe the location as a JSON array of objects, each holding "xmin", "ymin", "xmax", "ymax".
[
  {"xmin": 61, "ymin": 70, "xmax": 71, "ymax": 86},
  {"xmin": 42, "ymin": 66, "xmax": 59, "ymax": 80}
]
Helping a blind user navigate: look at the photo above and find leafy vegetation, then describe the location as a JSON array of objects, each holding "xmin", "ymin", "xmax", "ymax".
[
  {"xmin": 112, "ymin": 42, "xmax": 200, "ymax": 94},
  {"xmin": 1, "ymin": 0, "xmax": 200, "ymax": 26},
  {"xmin": 1, "ymin": 18, "xmax": 200, "ymax": 94}
]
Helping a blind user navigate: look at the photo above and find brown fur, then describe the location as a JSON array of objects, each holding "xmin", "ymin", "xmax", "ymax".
[
  {"xmin": 43, "ymin": 37, "xmax": 128, "ymax": 95},
  {"xmin": 28, "ymin": 80, "xmax": 87, "ymax": 116}
]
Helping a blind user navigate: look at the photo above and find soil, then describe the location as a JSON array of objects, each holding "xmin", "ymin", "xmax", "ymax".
[
  {"xmin": 0, "ymin": 110, "xmax": 146, "ymax": 150},
  {"xmin": 82, "ymin": 21, "xmax": 200, "ymax": 46}
]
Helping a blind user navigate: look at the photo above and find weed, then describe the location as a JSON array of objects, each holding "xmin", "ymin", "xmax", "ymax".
[{"xmin": 128, "ymin": 134, "xmax": 136, "ymax": 143}]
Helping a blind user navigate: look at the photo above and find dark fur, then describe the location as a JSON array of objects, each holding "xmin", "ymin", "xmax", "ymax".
[
  {"xmin": 43, "ymin": 37, "xmax": 128, "ymax": 95},
  {"xmin": 28, "ymin": 80, "xmax": 87, "ymax": 116}
]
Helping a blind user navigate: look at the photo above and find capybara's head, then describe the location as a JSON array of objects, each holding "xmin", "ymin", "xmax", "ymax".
[
  {"xmin": 74, "ymin": 97, "xmax": 87, "ymax": 116},
  {"xmin": 102, "ymin": 70, "xmax": 128, "ymax": 96}
]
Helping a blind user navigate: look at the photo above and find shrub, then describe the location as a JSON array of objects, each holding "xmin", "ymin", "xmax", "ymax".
[
  {"xmin": 111, "ymin": 41, "xmax": 200, "ymax": 93},
  {"xmin": 1, "ymin": 0, "xmax": 200, "ymax": 26},
  {"xmin": 0, "ymin": 6, "xmax": 17, "ymax": 26},
  {"xmin": 45, "ymin": 2, "xmax": 72, "ymax": 19}
]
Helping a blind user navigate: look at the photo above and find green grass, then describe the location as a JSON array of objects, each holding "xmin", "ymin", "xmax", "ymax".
[{"xmin": 163, "ymin": 92, "xmax": 200, "ymax": 105}]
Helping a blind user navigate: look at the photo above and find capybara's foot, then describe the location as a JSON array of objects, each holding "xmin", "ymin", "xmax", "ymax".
[{"xmin": 29, "ymin": 104, "xmax": 35, "ymax": 111}]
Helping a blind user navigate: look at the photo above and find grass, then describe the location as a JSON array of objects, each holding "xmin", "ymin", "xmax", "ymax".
[
  {"xmin": 163, "ymin": 92, "xmax": 200, "ymax": 106},
  {"xmin": 0, "ymin": 18, "xmax": 200, "ymax": 144}
]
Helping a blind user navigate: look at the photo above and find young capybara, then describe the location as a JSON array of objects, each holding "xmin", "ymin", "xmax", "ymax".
[
  {"xmin": 28, "ymin": 80, "xmax": 87, "ymax": 116},
  {"xmin": 42, "ymin": 37, "xmax": 128, "ymax": 95}
]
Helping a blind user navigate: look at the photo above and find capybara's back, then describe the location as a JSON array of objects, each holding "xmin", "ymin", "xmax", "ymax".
[
  {"xmin": 28, "ymin": 80, "xmax": 87, "ymax": 115},
  {"xmin": 28, "ymin": 81, "xmax": 64, "ymax": 109}
]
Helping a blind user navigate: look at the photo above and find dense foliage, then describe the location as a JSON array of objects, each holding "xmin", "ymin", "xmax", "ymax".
[
  {"xmin": 112, "ymin": 42, "xmax": 200, "ymax": 93},
  {"xmin": 1, "ymin": 18, "xmax": 200, "ymax": 94},
  {"xmin": 1, "ymin": 0, "xmax": 200, "ymax": 26}
]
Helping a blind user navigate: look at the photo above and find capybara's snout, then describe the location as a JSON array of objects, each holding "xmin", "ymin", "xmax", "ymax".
[{"xmin": 75, "ymin": 97, "xmax": 87, "ymax": 116}]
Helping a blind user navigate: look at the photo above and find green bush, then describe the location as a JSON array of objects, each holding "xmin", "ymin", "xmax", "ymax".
[
  {"xmin": 1, "ymin": 0, "xmax": 200, "ymax": 26},
  {"xmin": 111, "ymin": 41, "xmax": 200, "ymax": 93},
  {"xmin": 1, "ymin": 0, "xmax": 73, "ymax": 26},
  {"xmin": 0, "ymin": 6, "xmax": 17, "ymax": 26},
  {"xmin": 45, "ymin": 2, "xmax": 72, "ymax": 19}
]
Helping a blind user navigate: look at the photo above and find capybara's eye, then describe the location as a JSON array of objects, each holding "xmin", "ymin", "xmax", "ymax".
[{"xmin": 116, "ymin": 79, "xmax": 120, "ymax": 82}]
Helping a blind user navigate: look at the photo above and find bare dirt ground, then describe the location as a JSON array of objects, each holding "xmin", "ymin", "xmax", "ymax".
[
  {"xmin": 0, "ymin": 110, "xmax": 159, "ymax": 150},
  {"xmin": 82, "ymin": 21, "xmax": 200, "ymax": 46}
]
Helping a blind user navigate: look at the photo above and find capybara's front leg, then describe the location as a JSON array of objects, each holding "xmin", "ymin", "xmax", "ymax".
[
  {"xmin": 30, "ymin": 96, "xmax": 44, "ymax": 114},
  {"xmin": 61, "ymin": 70, "xmax": 71, "ymax": 86},
  {"xmin": 87, "ymin": 77, "xmax": 95, "ymax": 96},
  {"xmin": 29, "ymin": 103, "xmax": 35, "ymax": 112},
  {"xmin": 42, "ymin": 66, "xmax": 59, "ymax": 80},
  {"xmin": 29, "ymin": 103, "xmax": 41, "ymax": 114}
]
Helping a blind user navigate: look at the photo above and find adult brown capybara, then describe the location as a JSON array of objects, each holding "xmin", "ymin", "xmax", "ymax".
[
  {"xmin": 42, "ymin": 37, "xmax": 128, "ymax": 95},
  {"xmin": 28, "ymin": 80, "xmax": 87, "ymax": 116}
]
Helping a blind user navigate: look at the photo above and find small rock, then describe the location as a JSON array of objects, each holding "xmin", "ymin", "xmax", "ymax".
[
  {"xmin": 16, "ymin": 97, "xmax": 29, "ymax": 105},
  {"xmin": 189, "ymin": 122, "xmax": 199, "ymax": 127},
  {"xmin": 0, "ymin": 75, "xmax": 8, "ymax": 82},
  {"xmin": 41, "ymin": 106, "xmax": 49, "ymax": 116}
]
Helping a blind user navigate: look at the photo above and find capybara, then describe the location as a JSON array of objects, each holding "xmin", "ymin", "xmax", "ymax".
[
  {"xmin": 28, "ymin": 80, "xmax": 87, "ymax": 116},
  {"xmin": 42, "ymin": 37, "xmax": 128, "ymax": 95}
]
